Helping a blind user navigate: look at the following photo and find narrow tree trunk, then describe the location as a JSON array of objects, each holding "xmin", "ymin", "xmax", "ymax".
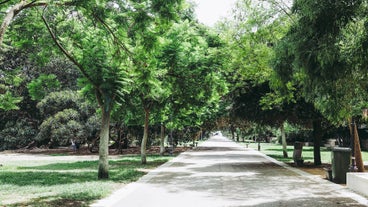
[
  {"xmin": 280, "ymin": 122, "xmax": 288, "ymax": 158},
  {"xmin": 117, "ymin": 125, "xmax": 123, "ymax": 154},
  {"xmin": 141, "ymin": 108, "xmax": 150, "ymax": 164},
  {"xmin": 1, "ymin": 1, "xmax": 56, "ymax": 45},
  {"xmin": 98, "ymin": 107, "xmax": 111, "ymax": 179},
  {"xmin": 313, "ymin": 120, "xmax": 322, "ymax": 166},
  {"xmin": 160, "ymin": 124, "xmax": 165, "ymax": 156},
  {"xmin": 0, "ymin": 1, "xmax": 27, "ymax": 45},
  {"xmin": 353, "ymin": 124, "xmax": 365, "ymax": 172},
  {"xmin": 230, "ymin": 124, "xmax": 235, "ymax": 140}
]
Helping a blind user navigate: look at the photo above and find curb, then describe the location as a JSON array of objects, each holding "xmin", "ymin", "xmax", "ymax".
[{"xmin": 90, "ymin": 151, "xmax": 189, "ymax": 207}]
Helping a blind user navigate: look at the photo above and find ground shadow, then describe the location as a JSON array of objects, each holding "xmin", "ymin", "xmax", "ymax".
[
  {"xmin": 1, "ymin": 159, "xmax": 162, "ymax": 186},
  {"xmin": 7, "ymin": 195, "xmax": 92, "ymax": 207}
]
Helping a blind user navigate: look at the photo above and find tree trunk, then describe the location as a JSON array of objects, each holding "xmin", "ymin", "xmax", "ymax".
[
  {"xmin": 230, "ymin": 124, "xmax": 235, "ymax": 140},
  {"xmin": 0, "ymin": 1, "xmax": 28, "ymax": 45},
  {"xmin": 160, "ymin": 124, "xmax": 165, "ymax": 156},
  {"xmin": 117, "ymin": 125, "xmax": 123, "ymax": 154},
  {"xmin": 141, "ymin": 108, "xmax": 150, "ymax": 164},
  {"xmin": 98, "ymin": 106, "xmax": 111, "ymax": 179},
  {"xmin": 0, "ymin": 1, "xmax": 62, "ymax": 46},
  {"xmin": 312, "ymin": 120, "xmax": 322, "ymax": 166},
  {"xmin": 353, "ymin": 123, "xmax": 365, "ymax": 172},
  {"xmin": 280, "ymin": 122, "xmax": 288, "ymax": 158}
]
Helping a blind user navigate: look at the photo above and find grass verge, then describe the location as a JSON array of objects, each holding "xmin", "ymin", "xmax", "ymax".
[
  {"xmin": 240, "ymin": 142, "xmax": 368, "ymax": 164},
  {"xmin": 0, "ymin": 155, "xmax": 171, "ymax": 207}
]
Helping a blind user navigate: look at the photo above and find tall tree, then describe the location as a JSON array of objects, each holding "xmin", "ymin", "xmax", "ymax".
[
  {"xmin": 159, "ymin": 20, "xmax": 227, "ymax": 141},
  {"xmin": 132, "ymin": 48, "xmax": 170, "ymax": 164}
]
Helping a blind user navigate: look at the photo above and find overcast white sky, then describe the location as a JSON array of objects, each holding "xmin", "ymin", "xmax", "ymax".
[{"xmin": 192, "ymin": 0, "xmax": 237, "ymax": 27}]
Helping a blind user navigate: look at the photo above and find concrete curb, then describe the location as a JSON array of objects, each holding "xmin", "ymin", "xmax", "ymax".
[{"xmin": 90, "ymin": 151, "xmax": 190, "ymax": 207}]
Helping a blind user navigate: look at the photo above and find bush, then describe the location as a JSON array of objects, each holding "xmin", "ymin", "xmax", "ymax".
[
  {"xmin": 0, "ymin": 119, "xmax": 38, "ymax": 150},
  {"xmin": 35, "ymin": 90, "xmax": 98, "ymax": 147},
  {"xmin": 36, "ymin": 109, "xmax": 86, "ymax": 147},
  {"xmin": 37, "ymin": 90, "xmax": 86, "ymax": 117},
  {"xmin": 27, "ymin": 74, "xmax": 60, "ymax": 101}
]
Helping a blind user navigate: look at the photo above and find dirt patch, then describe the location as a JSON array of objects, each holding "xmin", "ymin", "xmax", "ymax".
[{"xmin": 290, "ymin": 162, "xmax": 331, "ymax": 179}]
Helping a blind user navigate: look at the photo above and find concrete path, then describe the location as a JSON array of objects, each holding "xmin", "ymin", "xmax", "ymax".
[{"xmin": 92, "ymin": 135, "xmax": 368, "ymax": 207}]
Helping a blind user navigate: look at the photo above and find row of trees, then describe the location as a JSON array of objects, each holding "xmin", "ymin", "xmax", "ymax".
[
  {"xmin": 218, "ymin": 0, "xmax": 367, "ymax": 171},
  {"xmin": 272, "ymin": 0, "xmax": 368, "ymax": 171},
  {"xmin": 0, "ymin": 0, "xmax": 227, "ymax": 179}
]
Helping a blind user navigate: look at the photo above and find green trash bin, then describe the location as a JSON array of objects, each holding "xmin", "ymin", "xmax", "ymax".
[{"xmin": 331, "ymin": 147, "xmax": 351, "ymax": 184}]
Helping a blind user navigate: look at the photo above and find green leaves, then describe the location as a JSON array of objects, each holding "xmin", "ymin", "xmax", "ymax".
[
  {"xmin": 37, "ymin": 108, "xmax": 85, "ymax": 146},
  {"xmin": 0, "ymin": 91, "xmax": 22, "ymax": 111},
  {"xmin": 273, "ymin": 0, "xmax": 368, "ymax": 124},
  {"xmin": 35, "ymin": 90, "xmax": 97, "ymax": 146},
  {"xmin": 219, "ymin": 0, "xmax": 299, "ymax": 125},
  {"xmin": 27, "ymin": 74, "xmax": 61, "ymax": 101},
  {"xmin": 0, "ymin": 66, "xmax": 24, "ymax": 111},
  {"xmin": 36, "ymin": 90, "xmax": 85, "ymax": 117}
]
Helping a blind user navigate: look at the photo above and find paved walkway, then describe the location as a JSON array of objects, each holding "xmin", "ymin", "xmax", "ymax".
[{"xmin": 92, "ymin": 135, "xmax": 368, "ymax": 207}]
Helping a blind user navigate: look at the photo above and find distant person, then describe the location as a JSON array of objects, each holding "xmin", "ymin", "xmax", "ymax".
[
  {"xmin": 213, "ymin": 131, "xmax": 222, "ymax": 136},
  {"xmin": 71, "ymin": 139, "xmax": 77, "ymax": 152}
]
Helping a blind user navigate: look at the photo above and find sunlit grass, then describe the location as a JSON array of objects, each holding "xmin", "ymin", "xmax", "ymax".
[{"xmin": 0, "ymin": 155, "xmax": 171, "ymax": 207}]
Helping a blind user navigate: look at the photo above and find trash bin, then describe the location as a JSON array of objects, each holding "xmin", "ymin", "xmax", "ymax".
[{"xmin": 331, "ymin": 147, "xmax": 351, "ymax": 184}]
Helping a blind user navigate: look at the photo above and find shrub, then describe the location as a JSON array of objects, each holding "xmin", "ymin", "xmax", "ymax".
[
  {"xmin": 35, "ymin": 91, "xmax": 98, "ymax": 147},
  {"xmin": 0, "ymin": 119, "xmax": 38, "ymax": 150},
  {"xmin": 36, "ymin": 109, "xmax": 86, "ymax": 147},
  {"xmin": 27, "ymin": 74, "xmax": 61, "ymax": 101}
]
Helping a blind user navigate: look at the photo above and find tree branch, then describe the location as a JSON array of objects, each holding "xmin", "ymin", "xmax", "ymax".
[
  {"xmin": 92, "ymin": 13, "xmax": 134, "ymax": 58},
  {"xmin": 0, "ymin": 0, "xmax": 74, "ymax": 46},
  {"xmin": 0, "ymin": 0, "xmax": 11, "ymax": 5},
  {"xmin": 268, "ymin": 0, "xmax": 296, "ymax": 24},
  {"xmin": 41, "ymin": 6, "xmax": 97, "ymax": 89},
  {"xmin": 0, "ymin": 1, "xmax": 28, "ymax": 45}
]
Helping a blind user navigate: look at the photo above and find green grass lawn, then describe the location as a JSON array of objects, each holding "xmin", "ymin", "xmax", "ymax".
[
  {"xmin": 242, "ymin": 142, "xmax": 368, "ymax": 164},
  {"xmin": 0, "ymin": 155, "xmax": 171, "ymax": 207}
]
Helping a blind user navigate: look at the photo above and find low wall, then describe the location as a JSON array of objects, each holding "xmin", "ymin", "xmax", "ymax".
[{"xmin": 347, "ymin": 173, "xmax": 368, "ymax": 197}]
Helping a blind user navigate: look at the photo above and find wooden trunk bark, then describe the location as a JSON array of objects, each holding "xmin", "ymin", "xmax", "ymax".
[
  {"xmin": 353, "ymin": 124, "xmax": 365, "ymax": 172},
  {"xmin": 160, "ymin": 124, "xmax": 165, "ymax": 156},
  {"xmin": 1, "ymin": 1, "xmax": 57, "ymax": 45},
  {"xmin": 280, "ymin": 123, "xmax": 288, "ymax": 158},
  {"xmin": 141, "ymin": 108, "xmax": 150, "ymax": 164},
  {"xmin": 0, "ymin": 1, "xmax": 28, "ymax": 45},
  {"xmin": 98, "ymin": 107, "xmax": 111, "ymax": 179},
  {"xmin": 313, "ymin": 120, "xmax": 322, "ymax": 166}
]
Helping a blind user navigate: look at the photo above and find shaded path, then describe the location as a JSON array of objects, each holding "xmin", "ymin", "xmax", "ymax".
[{"xmin": 92, "ymin": 135, "xmax": 368, "ymax": 207}]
